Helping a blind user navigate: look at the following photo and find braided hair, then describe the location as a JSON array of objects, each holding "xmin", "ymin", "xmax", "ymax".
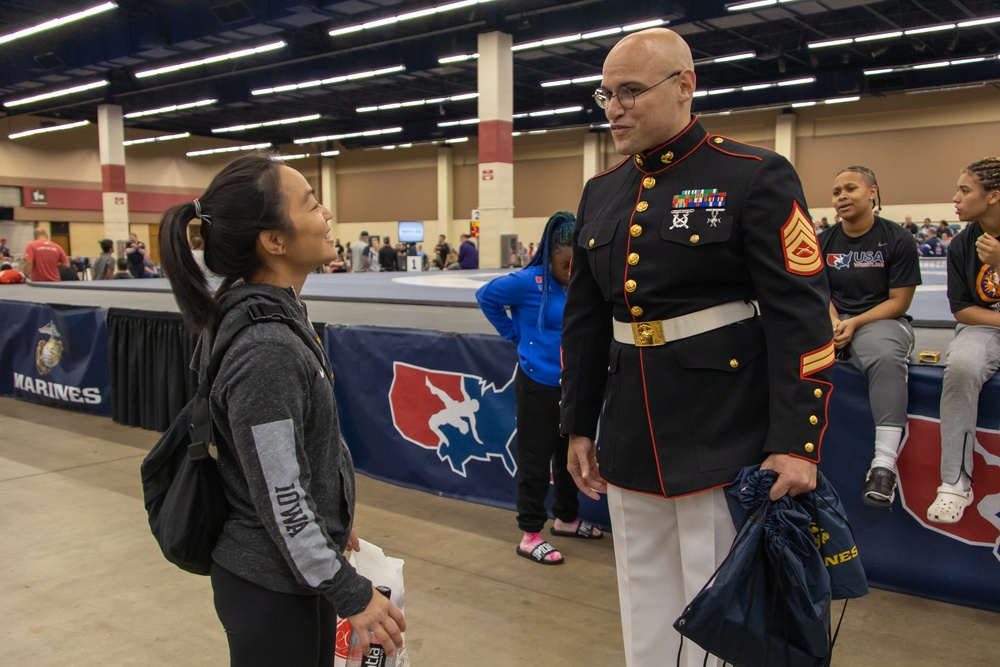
[
  {"xmin": 836, "ymin": 165, "xmax": 881, "ymax": 212},
  {"xmin": 526, "ymin": 210, "xmax": 576, "ymax": 331},
  {"xmin": 963, "ymin": 157, "xmax": 1000, "ymax": 193}
]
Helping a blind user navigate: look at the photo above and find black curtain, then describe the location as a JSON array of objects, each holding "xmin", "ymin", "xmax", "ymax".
[{"xmin": 108, "ymin": 308, "xmax": 198, "ymax": 431}]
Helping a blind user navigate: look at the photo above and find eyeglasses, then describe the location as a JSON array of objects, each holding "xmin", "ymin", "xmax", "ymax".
[{"xmin": 593, "ymin": 70, "xmax": 682, "ymax": 110}]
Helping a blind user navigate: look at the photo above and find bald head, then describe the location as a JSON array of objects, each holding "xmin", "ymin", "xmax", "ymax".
[
  {"xmin": 33, "ymin": 228, "xmax": 48, "ymax": 240},
  {"xmin": 601, "ymin": 29, "xmax": 697, "ymax": 155}
]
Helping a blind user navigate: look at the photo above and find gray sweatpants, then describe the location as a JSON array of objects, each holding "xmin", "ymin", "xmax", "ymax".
[
  {"xmin": 842, "ymin": 316, "xmax": 914, "ymax": 428},
  {"xmin": 940, "ymin": 324, "xmax": 1000, "ymax": 484}
]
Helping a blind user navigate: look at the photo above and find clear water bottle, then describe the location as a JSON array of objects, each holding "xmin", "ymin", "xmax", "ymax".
[{"xmin": 345, "ymin": 586, "xmax": 408, "ymax": 667}]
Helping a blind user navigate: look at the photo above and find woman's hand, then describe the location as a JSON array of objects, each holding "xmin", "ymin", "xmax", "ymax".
[
  {"xmin": 976, "ymin": 233, "xmax": 1000, "ymax": 267},
  {"xmin": 832, "ymin": 318, "xmax": 858, "ymax": 349},
  {"xmin": 344, "ymin": 585, "xmax": 407, "ymax": 657}
]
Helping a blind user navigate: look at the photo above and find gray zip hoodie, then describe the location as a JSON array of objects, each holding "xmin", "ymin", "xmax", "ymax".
[{"xmin": 200, "ymin": 282, "xmax": 371, "ymax": 616}]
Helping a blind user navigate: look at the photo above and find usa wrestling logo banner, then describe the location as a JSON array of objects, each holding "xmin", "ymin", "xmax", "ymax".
[{"xmin": 389, "ymin": 362, "xmax": 517, "ymax": 478}]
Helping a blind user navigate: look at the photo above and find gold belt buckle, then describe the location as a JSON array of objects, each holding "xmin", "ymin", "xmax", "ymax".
[{"xmin": 631, "ymin": 320, "xmax": 666, "ymax": 347}]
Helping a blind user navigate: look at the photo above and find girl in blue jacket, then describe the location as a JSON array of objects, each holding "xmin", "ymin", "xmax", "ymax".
[{"xmin": 476, "ymin": 211, "xmax": 603, "ymax": 565}]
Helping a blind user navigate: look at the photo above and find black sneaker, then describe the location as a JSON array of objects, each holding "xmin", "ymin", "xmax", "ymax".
[{"xmin": 863, "ymin": 467, "xmax": 896, "ymax": 508}]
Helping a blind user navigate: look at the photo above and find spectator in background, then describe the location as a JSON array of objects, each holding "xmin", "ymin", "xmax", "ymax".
[
  {"xmin": 444, "ymin": 250, "xmax": 461, "ymax": 270},
  {"xmin": 821, "ymin": 165, "xmax": 921, "ymax": 508},
  {"xmin": 476, "ymin": 211, "xmax": 601, "ymax": 566},
  {"xmin": 378, "ymin": 236, "xmax": 396, "ymax": 271},
  {"xmin": 435, "ymin": 234, "xmax": 451, "ymax": 268},
  {"xmin": 928, "ymin": 157, "xmax": 1000, "ymax": 525},
  {"xmin": 0, "ymin": 262, "xmax": 25, "ymax": 284},
  {"xmin": 23, "ymin": 228, "xmax": 69, "ymax": 282},
  {"xmin": 368, "ymin": 236, "xmax": 383, "ymax": 272},
  {"xmin": 59, "ymin": 264, "xmax": 80, "ymax": 281},
  {"xmin": 428, "ymin": 257, "xmax": 443, "ymax": 271},
  {"xmin": 349, "ymin": 231, "xmax": 369, "ymax": 273},
  {"xmin": 904, "ymin": 216, "xmax": 920, "ymax": 236},
  {"xmin": 191, "ymin": 236, "xmax": 208, "ymax": 273},
  {"xmin": 92, "ymin": 239, "xmax": 116, "ymax": 280},
  {"xmin": 941, "ymin": 226, "xmax": 954, "ymax": 250},
  {"xmin": 124, "ymin": 232, "xmax": 147, "ymax": 278},
  {"xmin": 143, "ymin": 256, "xmax": 159, "ymax": 278},
  {"xmin": 527, "ymin": 242, "xmax": 535, "ymax": 261},
  {"xmin": 334, "ymin": 238, "xmax": 344, "ymax": 259},
  {"xmin": 0, "ymin": 237, "xmax": 10, "ymax": 258},
  {"xmin": 113, "ymin": 257, "xmax": 132, "ymax": 279},
  {"xmin": 416, "ymin": 243, "xmax": 426, "ymax": 268},
  {"xmin": 515, "ymin": 241, "xmax": 529, "ymax": 267},
  {"xmin": 919, "ymin": 226, "xmax": 946, "ymax": 257},
  {"xmin": 458, "ymin": 233, "xmax": 479, "ymax": 269}
]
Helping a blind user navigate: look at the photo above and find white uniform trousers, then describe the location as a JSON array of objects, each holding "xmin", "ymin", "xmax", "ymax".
[{"xmin": 608, "ymin": 484, "xmax": 737, "ymax": 667}]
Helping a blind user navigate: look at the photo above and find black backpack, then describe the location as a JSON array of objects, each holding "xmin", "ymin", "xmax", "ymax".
[{"xmin": 140, "ymin": 302, "xmax": 319, "ymax": 575}]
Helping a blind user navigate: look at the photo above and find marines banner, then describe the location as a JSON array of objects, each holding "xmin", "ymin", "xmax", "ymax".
[
  {"xmin": 823, "ymin": 363, "xmax": 1000, "ymax": 613},
  {"xmin": 0, "ymin": 300, "xmax": 111, "ymax": 416},
  {"xmin": 324, "ymin": 324, "xmax": 611, "ymax": 527}
]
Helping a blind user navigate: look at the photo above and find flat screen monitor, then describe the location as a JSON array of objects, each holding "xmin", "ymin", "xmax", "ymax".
[{"xmin": 398, "ymin": 221, "xmax": 424, "ymax": 244}]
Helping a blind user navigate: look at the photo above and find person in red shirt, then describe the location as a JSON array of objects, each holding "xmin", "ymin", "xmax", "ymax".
[{"xmin": 23, "ymin": 228, "xmax": 69, "ymax": 282}]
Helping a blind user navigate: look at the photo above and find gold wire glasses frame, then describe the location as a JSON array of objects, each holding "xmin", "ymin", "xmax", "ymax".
[{"xmin": 593, "ymin": 70, "xmax": 682, "ymax": 110}]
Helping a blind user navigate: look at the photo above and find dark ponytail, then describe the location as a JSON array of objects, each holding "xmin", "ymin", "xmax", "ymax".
[{"xmin": 159, "ymin": 152, "xmax": 289, "ymax": 333}]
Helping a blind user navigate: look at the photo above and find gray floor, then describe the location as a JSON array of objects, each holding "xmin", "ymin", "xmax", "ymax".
[{"xmin": 2, "ymin": 396, "xmax": 999, "ymax": 666}]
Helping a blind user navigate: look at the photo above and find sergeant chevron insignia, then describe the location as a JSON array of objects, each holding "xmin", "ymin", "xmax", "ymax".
[{"xmin": 781, "ymin": 202, "xmax": 821, "ymax": 275}]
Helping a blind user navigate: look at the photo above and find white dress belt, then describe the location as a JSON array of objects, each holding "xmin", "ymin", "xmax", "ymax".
[{"xmin": 612, "ymin": 300, "xmax": 759, "ymax": 347}]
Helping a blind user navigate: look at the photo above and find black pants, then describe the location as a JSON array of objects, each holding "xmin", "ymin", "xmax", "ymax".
[
  {"xmin": 211, "ymin": 562, "xmax": 337, "ymax": 667},
  {"xmin": 515, "ymin": 366, "xmax": 580, "ymax": 532}
]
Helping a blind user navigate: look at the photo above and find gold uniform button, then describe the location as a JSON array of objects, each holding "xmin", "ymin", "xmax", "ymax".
[
  {"xmin": 690, "ymin": 234, "xmax": 700, "ymax": 243},
  {"xmin": 628, "ymin": 252, "xmax": 640, "ymax": 265},
  {"xmin": 814, "ymin": 388, "xmax": 823, "ymax": 398},
  {"xmin": 809, "ymin": 415, "xmax": 819, "ymax": 425},
  {"xmin": 804, "ymin": 443, "xmax": 815, "ymax": 453},
  {"xmin": 642, "ymin": 177, "xmax": 656, "ymax": 189},
  {"xmin": 588, "ymin": 238, "xmax": 595, "ymax": 248},
  {"xmin": 729, "ymin": 358, "xmax": 739, "ymax": 369},
  {"xmin": 636, "ymin": 201, "xmax": 649, "ymax": 213},
  {"xmin": 625, "ymin": 279, "xmax": 637, "ymax": 293},
  {"xmin": 630, "ymin": 224, "xmax": 642, "ymax": 237},
  {"xmin": 607, "ymin": 365, "xmax": 612, "ymax": 372},
  {"xmin": 631, "ymin": 305, "xmax": 644, "ymax": 317},
  {"xmin": 714, "ymin": 137, "xmax": 724, "ymax": 144}
]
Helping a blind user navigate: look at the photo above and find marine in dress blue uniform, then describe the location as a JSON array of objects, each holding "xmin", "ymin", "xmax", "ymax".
[
  {"xmin": 558, "ymin": 28, "xmax": 835, "ymax": 667},
  {"xmin": 561, "ymin": 114, "xmax": 835, "ymax": 497}
]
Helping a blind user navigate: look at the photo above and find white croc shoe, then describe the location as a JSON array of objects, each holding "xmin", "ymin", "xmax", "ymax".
[{"xmin": 926, "ymin": 485, "xmax": 973, "ymax": 524}]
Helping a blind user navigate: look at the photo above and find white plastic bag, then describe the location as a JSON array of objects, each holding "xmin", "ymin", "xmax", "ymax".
[{"xmin": 334, "ymin": 539, "xmax": 409, "ymax": 666}]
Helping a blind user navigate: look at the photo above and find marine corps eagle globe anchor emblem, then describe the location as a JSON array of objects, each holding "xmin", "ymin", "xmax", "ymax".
[{"xmin": 36, "ymin": 321, "xmax": 64, "ymax": 375}]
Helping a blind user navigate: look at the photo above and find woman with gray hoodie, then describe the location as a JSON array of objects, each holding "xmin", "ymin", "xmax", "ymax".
[{"xmin": 159, "ymin": 153, "xmax": 404, "ymax": 666}]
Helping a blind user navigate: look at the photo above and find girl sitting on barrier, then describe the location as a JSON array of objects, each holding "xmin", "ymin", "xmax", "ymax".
[
  {"xmin": 929, "ymin": 157, "xmax": 1000, "ymax": 524},
  {"xmin": 159, "ymin": 153, "xmax": 404, "ymax": 664},
  {"xmin": 819, "ymin": 166, "xmax": 922, "ymax": 508},
  {"xmin": 476, "ymin": 212, "xmax": 603, "ymax": 565}
]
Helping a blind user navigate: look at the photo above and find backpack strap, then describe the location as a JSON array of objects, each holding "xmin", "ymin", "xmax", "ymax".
[{"xmin": 188, "ymin": 301, "xmax": 328, "ymax": 461}]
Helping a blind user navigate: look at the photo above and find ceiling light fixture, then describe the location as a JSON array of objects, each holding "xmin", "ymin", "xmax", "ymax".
[
  {"xmin": 330, "ymin": 0, "xmax": 496, "ymax": 38},
  {"xmin": 864, "ymin": 52, "xmax": 999, "ymax": 75},
  {"xmin": 728, "ymin": 0, "xmax": 805, "ymax": 12},
  {"xmin": 542, "ymin": 51, "xmax": 755, "ymax": 89},
  {"xmin": 357, "ymin": 92, "xmax": 478, "ymax": 113},
  {"xmin": 810, "ymin": 14, "xmax": 1000, "ymax": 49},
  {"xmin": 513, "ymin": 106, "xmax": 583, "ymax": 119},
  {"xmin": 9, "ymin": 120, "xmax": 90, "ymax": 140},
  {"xmin": 212, "ymin": 114, "xmax": 321, "ymax": 133},
  {"xmin": 438, "ymin": 118, "xmax": 479, "ymax": 128},
  {"xmin": 0, "ymin": 2, "xmax": 116, "ymax": 46},
  {"xmin": 320, "ymin": 150, "xmax": 341, "ymax": 157},
  {"xmin": 439, "ymin": 53, "xmax": 479, "ymax": 64},
  {"xmin": 1, "ymin": 2, "xmax": 116, "ymax": 47},
  {"xmin": 123, "ymin": 132, "xmax": 190, "ymax": 146},
  {"xmin": 252, "ymin": 65, "xmax": 405, "ymax": 96},
  {"xmin": 135, "ymin": 41, "xmax": 286, "ymax": 79},
  {"xmin": 3, "ymin": 80, "xmax": 108, "ymax": 108},
  {"xmin": 186, "ymin": 142, "xmax": 272, "ymax": 157},
  {"xmin": 293, "ymin": 127, "xmax": 403, "ymax": 145},
  {"xmin": 513, "ymin": 18, "xmax": 666, "ymax": 52},
  {"xmin": 123, "ymin": 99, "xmax": 217, "ymax": 118},
  {"xmin": 272, "ymin": 154, "xmax": 313, "ymax": 161}
]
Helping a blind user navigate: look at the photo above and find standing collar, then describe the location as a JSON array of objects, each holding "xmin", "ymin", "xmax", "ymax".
[{"xmin": 632, "ymin": 116, "xmax": 707, "ymax": 174}]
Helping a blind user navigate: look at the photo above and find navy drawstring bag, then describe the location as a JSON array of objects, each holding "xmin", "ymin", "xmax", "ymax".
[
  {"xmin": 726, "ymin": 466, "xmax": 869, "ymax": 601},
  {"xmin": 673, "ymin": 468, "xmax": 836, "ymax": 667}
]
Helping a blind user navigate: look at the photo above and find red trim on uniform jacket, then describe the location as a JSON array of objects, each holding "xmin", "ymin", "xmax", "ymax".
[
  {"xmin": 792, "ymin": 340, "xmax": 836, "ymax": 462},
  {"xmin": 707, "ymin": 135, "xmax": 766, "ymax": 161},
  {"xmin": 637, "ymin": 348, "xmax": 669, "ymax": 497},
  {"xmin": 642, "ymin": 116, "xmax": 699, "ymax": 157},
  {"xmin": 590, "ymin": 155, "xmax": 633, "ymax": 181}
]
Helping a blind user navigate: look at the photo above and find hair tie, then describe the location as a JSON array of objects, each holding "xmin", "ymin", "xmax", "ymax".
[{"xmin": 193, "ymin": 199, "xmax": 212, "ymax": 226}]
